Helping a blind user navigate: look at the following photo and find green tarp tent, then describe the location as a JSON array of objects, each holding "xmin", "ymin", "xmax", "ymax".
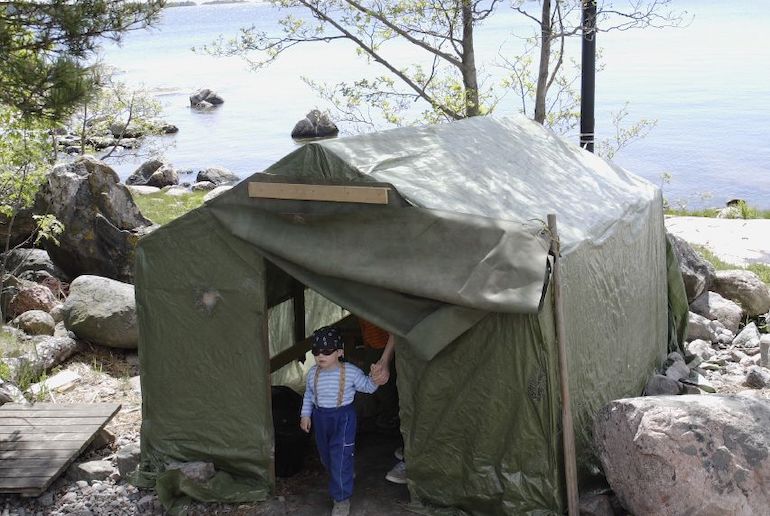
[{"xmin": 134, "ymin": 115, "xmax": 685, "ymax": 514}]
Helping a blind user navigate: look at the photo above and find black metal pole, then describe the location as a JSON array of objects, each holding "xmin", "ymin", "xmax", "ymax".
[{"xmin": 580, "ymin": 0, "xmax": 597, "ymax": 152}]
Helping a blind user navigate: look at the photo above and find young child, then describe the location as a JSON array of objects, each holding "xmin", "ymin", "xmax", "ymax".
[{"xmin": 300, "ymin": 326, "xmax": 381, "ymax": 516}]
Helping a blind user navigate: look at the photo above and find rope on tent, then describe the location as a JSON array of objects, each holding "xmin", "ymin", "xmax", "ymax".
[{"xmin": 547, "ymin": 213, "xmax": 580, "ymax": 516}]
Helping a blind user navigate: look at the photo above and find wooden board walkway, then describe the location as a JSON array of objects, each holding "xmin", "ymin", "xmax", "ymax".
[{"xmin": 0, "ymin": 403, "xmax": 121, "ymax": 496}]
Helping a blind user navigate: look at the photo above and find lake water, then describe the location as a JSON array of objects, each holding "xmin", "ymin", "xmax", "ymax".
[{"xmin": 100, "ymin": 0, "xmax": 770, "ymax": 209}]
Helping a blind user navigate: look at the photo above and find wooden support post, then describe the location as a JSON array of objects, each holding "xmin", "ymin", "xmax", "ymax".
[{"xmin": 547, "ymin": 214, "xmax": 580, "ymax": 516}]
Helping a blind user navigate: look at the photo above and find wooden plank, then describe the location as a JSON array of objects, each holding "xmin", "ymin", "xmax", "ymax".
[
  {"xmin": 0, "ymin": 464, "xmax": 67, "ymax": 478},
  {"xmin": 248, "ymin": 182, "xmax": 389, "ymax": 204},
  {"xmin": 0, "ymin": 403, "xmax": 122, "ymax": 496},
  {"xmin": 0, "ymin": 477, "xmax": 51, "ymax": 490},
  {"xmin": 0, "ymin": 417, "xmax": 111, "ymax": 426},
  {"xmin": 0, "ymin": 440, "xmax": 83, "ymax": 451},
  {"xmin": 0, "ymin": 448, "xmax": 74, "ymax": 460},
  {"xmin": 0, "ymin": 409, "xmax": 118, "ymax": 418},
  {"xmin": 0, "ymin": 458, "xmax": 67, "ymax": 469},
  {"xmin": 0, "ymin": 403, "xmax": 119, "ymax": 413},
  {"xmin": 0, "ymin": 424, "xmax": 102, "ymax": 434},
  {"xmin": 0, "ymin": 432, "xmax": 93, "ymax": 442}
]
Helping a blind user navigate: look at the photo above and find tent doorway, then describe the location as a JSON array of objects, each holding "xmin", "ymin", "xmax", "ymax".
[{"xmin": 266, "ymin": 273, "xmax": 404, "ymax": 495}]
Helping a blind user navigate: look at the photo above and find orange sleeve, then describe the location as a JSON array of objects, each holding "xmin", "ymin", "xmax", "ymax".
[{"xmin": 359, "ymin": 319, "xmax": 390, "ymax": 349}]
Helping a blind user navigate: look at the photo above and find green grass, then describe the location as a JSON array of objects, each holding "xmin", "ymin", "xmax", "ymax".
[
  {"xmin": 694, "ymin": 245, "xmax": 770, "ymax": 286},
  {"xmin": 132, "ymin": 190, "xmax": 207, "ymax": 225},
  {"xmin": 666, "ymin": 201, "xmax": 770, "ymax": 219}
]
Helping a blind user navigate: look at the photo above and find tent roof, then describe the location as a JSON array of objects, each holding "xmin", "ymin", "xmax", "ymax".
[{"xmin": 311, "ymin": 115, "xmax": 658, "ymax": 252}]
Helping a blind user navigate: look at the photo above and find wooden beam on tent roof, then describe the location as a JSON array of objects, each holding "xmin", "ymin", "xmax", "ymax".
[{"xmin": 248, "ymin": 182, "xmax": 389, "ymax": 204}]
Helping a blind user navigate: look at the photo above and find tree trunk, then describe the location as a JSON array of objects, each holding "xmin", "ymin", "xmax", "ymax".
[
  {"xmin": 461, "ymin": 2, "xmax": 480, "ymax": 117},
  {"xmin": 534, "ymin": 0, "xmax": 552, "ymax": 124}
]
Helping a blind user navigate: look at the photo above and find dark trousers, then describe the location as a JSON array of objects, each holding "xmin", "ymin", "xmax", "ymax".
[{"xmin": 312, "ymin": 403, "xmax": 356, "ymax": 501}]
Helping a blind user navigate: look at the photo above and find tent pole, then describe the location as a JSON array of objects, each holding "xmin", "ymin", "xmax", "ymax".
[{"xmin": 547, "ymin": 214, "xmax": 580, "ymax": 515}]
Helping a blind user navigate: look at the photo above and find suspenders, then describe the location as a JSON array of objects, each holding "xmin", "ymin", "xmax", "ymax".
[{"xmin": 313, "ymin": 363, "xmax": 346, "ymax": 408}]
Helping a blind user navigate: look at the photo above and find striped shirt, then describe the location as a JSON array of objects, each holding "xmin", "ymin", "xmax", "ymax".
[{"xmin": 301, "ymin": 363, "xmax": 377, "ymax": 417}]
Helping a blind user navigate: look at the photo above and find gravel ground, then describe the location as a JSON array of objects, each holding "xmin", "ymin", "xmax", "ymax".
[{"xmin": 0, "ymin": 347, "xmax": 412, "ymax": 516}]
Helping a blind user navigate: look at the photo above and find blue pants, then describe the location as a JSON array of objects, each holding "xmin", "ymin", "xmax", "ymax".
[{"xmin": 312, "ymin": 403, "xmax": 357, "ymax": 501}]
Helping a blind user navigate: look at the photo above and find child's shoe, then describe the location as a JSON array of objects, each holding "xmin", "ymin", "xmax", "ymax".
[
  {"xmin": 394, "ymin": 447, "xmax": 404, "ymax": 461},
  {"xmin": 385, "ymin": 461, "xmax": 407, "ymax": 484},
  {"xmin": 332, "ymin": 499, "xmax": 350, "ymax": 516}
]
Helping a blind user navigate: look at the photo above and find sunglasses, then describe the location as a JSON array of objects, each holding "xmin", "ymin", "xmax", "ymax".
[{"xmin": 312, "ymin": 348, "xmax": 339, "ymax": 356}]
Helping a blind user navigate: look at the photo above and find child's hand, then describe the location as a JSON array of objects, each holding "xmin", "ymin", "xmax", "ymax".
[
  {"xmin": 300, "ymin": 416, "xmax": 311, "ymax": 433},
  {"xmin": 370, "ymin": 361, "xmax": 390, "ymax": 385}
]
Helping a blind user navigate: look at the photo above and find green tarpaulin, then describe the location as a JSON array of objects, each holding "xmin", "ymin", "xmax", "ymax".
[{"xmin": 135, "ymin": 115, "xmax": 683, "ymax": 514}]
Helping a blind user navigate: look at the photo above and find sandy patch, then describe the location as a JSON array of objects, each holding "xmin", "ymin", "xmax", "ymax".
[{"xmin": 665, "ymin": 216, "xmax": 770, "ymax": 266}]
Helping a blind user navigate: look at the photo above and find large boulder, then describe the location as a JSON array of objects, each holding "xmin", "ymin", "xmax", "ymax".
[
  {"xmin": 689, "ymin": 291, "xmax": 744, "ymax": 334},
  {"xmin": 668, "ymin": 234, "xmax": 716, "ymax": 303},
  {"xmin": 0, "ymin": 249, "xmax": 66, "ymax": 280},
  {"xmin": 594, "ymin": 395, "xmax": 770, "ymax": 516},
  {"xmin": 196, "ymin": 167, "xmax": 239, "ymax": 186},
  {"xmin": 712, "ymin": 270, "xmax": 770, "ymax": 316},
  {"xmin": 0, "ymin": 208, "xmax": 37, "ymax": 249},
  {"xmin": 189, "ymin": 88, "xmax": 224, "ymax": 107},
  {"xmin": 290, "ymin": 109, "xmax": 339, "ymax": 139},
  {"xmin": 34, "ymin": 156, "xmax": 155, "ymax": 283},
  {"xmin": 126, "ymin": 159, "xmax": 179, "ymax": 188},
  {"xmin": 62, "ymin": 275, "xmax": 137, "ymax": 349}
]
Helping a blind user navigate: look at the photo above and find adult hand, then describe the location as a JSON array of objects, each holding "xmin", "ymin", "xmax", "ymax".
[
  {"xmin": 300, "ymin": 416, "xmax": 311, "ymax": 433},
  {"xmin": 370, "ymin": 361, "xmax": 391, "ymax": 385}
]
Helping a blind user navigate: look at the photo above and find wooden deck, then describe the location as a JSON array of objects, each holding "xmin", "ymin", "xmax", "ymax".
[{"xmin": 0, "ymin": 403, "xmax": 121, "ymax": 496}]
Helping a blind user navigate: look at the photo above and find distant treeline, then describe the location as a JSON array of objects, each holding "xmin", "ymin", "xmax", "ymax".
[{"xmin": 166, "ymin": 0, "xmax": 249, "ymax": 6}]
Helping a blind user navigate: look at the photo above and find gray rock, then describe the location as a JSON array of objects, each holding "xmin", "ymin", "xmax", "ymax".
[
  {"xmin": 665, "ymin": 360, "xmax": 690, "ymax": 382},
  {"xmin": 126, "ymin": 159, "xmax": 178, "ymax": 188},
  {"xmin": 686, "ymin": 311, "xmax": 717, "ymax": 342},
  {"xmin": 0, "ymin": 208, "xmax": 37, "ymax": 249},
  {"xmin": 166, "ymin": 461, "xmax": 215, "ymax": 483},
  {"xmin": 594, "ymin": 395, "xmax": 770, "ymax": 516},
  {"xmin": 685, "ymin": 339, "xmax": 716, "ymax": 362},
  {"xmin": 63, "ymin": 275, "xmax": 137, "ymax": 349},
  {"xmin": 744, "ymin": 366, "xmax": 770, "ymax": 389},
  {"xmin": 38, "ymin": 491, "xmax": 54, "ymax": 507},
  {"xmin": 49, "ymin": 303, "xmax": 64, "ymax": 323},
  {"xmin": 116, "ymin": 443, "xmax": 141, "ymax": 477},
  {"xmin": 713, "ymin": 270, "xmax": 770, "ymax": 316},
  {"xmin": 34, "ymin": 156, "xmax": 153, "ymax": 283},
  {"xmin": 644, "ymin": 374, "xmax": 681, "ymax": 396},
  {"xmin": 689, "ymin": 291, "xmax": 744, "ymax": 334},
  {"xmin": 733, "ymin": 322, "xmax": 761, "ymax": 348},
  {"xmin": 71, "ymin": 460, "xmax": 114, "ymax": 482},
  {"xmin": 11, "ymin": 335, "xmax": 82, "ymax": 380},
  {"xmin": 189, "ymin": 88, "xmax": 224, "ymax": 106},
  {"xmin": 578, "ymin": 493, "xmax": 614, "ymax": 516},
  {"xmin": 196, "ymin": 167, "xmax": 239, "ymax": 186},
  {"xmin": 761, "ymin": 335, "xmax": 769, "ymax": 367},
  {"xmin": 12, "ymin": 310, "xmax": 55, "ymax": 336},
  {"xmin": 291, "ymin": 109, "xmax": 339, "ymax": 139},
  {"xmin": 668, "ymin": 234, "xmax": 716, "ymax": 302},
  {"xmin": 1, "ymin": 249, "xmax": 67, "ymax": 281},
  {"xmin": 126, "ymin": 185, "xmax": 161, "ymax": 195},
  {"xmin": 87, "ymin": 428, "xmax": 115, "ymax": 452},
  {"xmin": 191, "ymin": 181, "xmax": 216, "ymax": 191},
  {"xmin": 137, "ymin": 494, "xmax": 160, "ymax": 513}
]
